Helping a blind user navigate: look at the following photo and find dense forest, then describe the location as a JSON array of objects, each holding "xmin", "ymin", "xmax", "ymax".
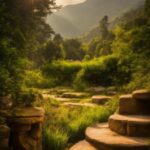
[{"xmin": 0, "ymin": 0, "xmax": 150, "ymax": 150}]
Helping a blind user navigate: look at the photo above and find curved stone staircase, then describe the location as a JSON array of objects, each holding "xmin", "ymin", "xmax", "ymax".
[{"xmin": 70, "ymin": 89, "xmax": 150, "ymax": 150}]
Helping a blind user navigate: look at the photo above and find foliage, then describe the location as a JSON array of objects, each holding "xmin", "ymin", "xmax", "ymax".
[
  {"xmin": 0, "ymin": 0, "xmax": 57, "ymax": 96},
  {"xmin": 12, "ymin": 88, "xmax": 43, "ymax": 106},
  {"xmin": 43, "ymin": 60, "xmax": 82, "ymax": 86},
  {"xmin": 62, "ymin": 39, "xmax": 86, "ymax": 60}
]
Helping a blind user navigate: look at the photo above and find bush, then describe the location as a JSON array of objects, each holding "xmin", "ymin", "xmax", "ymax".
[
  {"xmin": 43, "ymin": 60, "xmax": 82, "ymax": 86},
  {"xmin": 74, "ymin": 55, "xmax": 129, "ymax": 89},
  {"xmin": 24, "ymin": 70, "xmax": 56, "ymax": 88},
  {"xmin": 12, "ymin": 88, "xmax": 43, "ymax": 106}
]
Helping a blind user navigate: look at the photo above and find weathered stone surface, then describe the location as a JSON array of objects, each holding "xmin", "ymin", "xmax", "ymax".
[
  {"xmin": 132, "ymin": 89, "xmax": 150, "ymax": 100},
  {"xmin": 86, "ymin": 125, "xmax": 150, "ymax": 150},
  {"xmin": 85, "ymin": 87, "xmax": 106, "ymax": 94},
  {"xmin": 70, "ymin": 140, "xmax": 97, "ymax": 150},
  {"xmin": 119, "ymin": 94, "xmax": 150, "ymax": 115},
  {"xmin": 0, "ymin": 138, "xmax": 9, "ymax": 149},
  {"xmin": 0, "ymin": 95, "xmax": 13, "ymax": 109},
  {"xmin": 8, "ymin": 107, "xmax": 44, "ymax": 150},
  {"xmin": 92, "ymin": 96, "xmax": 111, "ymax": 105},
  {"xmin": 0, "ymin": 125, "xmax": 10, "ymax": 138},
  {"xmin": 11, "ymin": 107, "xmax": 45, "ymax": 117},
  {"xmin": 62, "ymin": 92, "xmax": 87, "ymax": 98},
  {"xmin": 109, "ymin": 115, "xmax": 127, "ymax": 135},
  {"xmin": 63, "ymin": 102, "xmax": 96, "ymax": 108},
  {"xmin": 8, "ymin": 116, "xmax": 44, "ymax": 124},
  {"xmin": 109, "ymin": 114, "xmax": 150, "ymax": 137},
  {"xmin": 9, "ymin": 124, "xmax": 31, "ymax": 132}
]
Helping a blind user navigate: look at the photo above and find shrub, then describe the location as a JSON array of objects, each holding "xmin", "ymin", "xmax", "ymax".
[
  {"xmin": 43, "ymin": 60, "xmax": 82, "ymax": 86},
  {"xmin": 73, "ymin": 55, "xmax": 127, "ymax": 89},
  {"xmin": 12, "ymin": 88, "xmax": 43, "ymax": 106}
]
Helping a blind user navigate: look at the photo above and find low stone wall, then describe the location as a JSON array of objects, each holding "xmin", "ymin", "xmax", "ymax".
[{"xmin": 0, "ymin": 106, "xmax": 45, "ymax": 150}]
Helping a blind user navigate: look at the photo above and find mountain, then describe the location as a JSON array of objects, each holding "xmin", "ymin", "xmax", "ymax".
[
  {"xmin": 47, "ymin": 0, "xmax": 144, "ymax": 38},
  {"xmin": 82, "ymin": 5, "xmax": 144, "ymax": 43}
]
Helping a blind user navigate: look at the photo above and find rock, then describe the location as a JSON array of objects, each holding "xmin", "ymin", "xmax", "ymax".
[
  {"xmin": 11, "ymin": 107, "xmax": 45, "ymax": 117},
  {"xmin": 70, "ymin": 140, "xmax": 97, "ymax": 150},
  {"xmin": 0, "ymin": 125, "xmax": 10, "ymax": 150},
  {"xmin": 63, "ymin": 102, "xmax": 96, "ymax": 108},
  {"xmin": 8, "ymin": 107, "xmax": 45, "ymax": 150},
  {"xmin": 0, "ymin": 125, "xmax": 10, "ymax": 138},
  {"xmin": 8, "ymin": 116, "xmax": 44, "ymax": 125},
  {"xmin": 106, "ymin": 87, "xmax": 117, "ymax": 95},
  {"xmin": 86, "ymin": 124, "xmax": 150, "ymax": 150},
  {"xmin": 61, "ymin": 92, "xmax": 87, "ymax": 98},
  {"xmin": 85, "ymin": 87, "xmax": 106, "ymax": 94},
  {"xmin": 132, "ymin": 89, "xmax": 150, "ymax": 100},
  {"xmin": 109, "ymin": 114, "xmax": 150, "ymax": 137},
  {"xmin": 0, "ymin": 138, "xmax": 9, "ymax": 149},
  {"xmin": 119, "ymin": 94, "xmax": 150, "ymax": 115},
  {"xmin": 92, "ymin": 96, "xmax": 112, "ymax": 105},
  {"xmin": 0, "ymin": 95, "xmax": 13, "ymax": 109}
]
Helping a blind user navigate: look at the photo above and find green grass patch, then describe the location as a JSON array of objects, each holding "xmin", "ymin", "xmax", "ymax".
[{"xmin": 42, "ymin": 97, "xmax": 118, "ymax": 150}]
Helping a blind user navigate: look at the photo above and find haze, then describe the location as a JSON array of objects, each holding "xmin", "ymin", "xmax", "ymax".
[{"xmin": 56, "ymin": 0, "xmax": 86, "ymax": 6}]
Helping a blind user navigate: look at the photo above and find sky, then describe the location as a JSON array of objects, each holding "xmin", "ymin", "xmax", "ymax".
[{"xmin": 56, "ymin": 0, "xmax": 86, "ymax": 6}]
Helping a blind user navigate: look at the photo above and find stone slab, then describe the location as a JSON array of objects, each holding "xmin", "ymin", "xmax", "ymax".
[
  {"xmin": 0, "ymin": 125, "xmax": 10, "ymax": 138},
  {"xmin": 92, "ymin": 96, "xmax": 111, "ymax": 105},
  {"xmin": 109, "ymin": 114, "xmax": 150, "ymax": 137},
  {"xmin": 119, "ymin": 94, "xmax": 150, "ymax": 115},
  {"xmin": 8, "ymin": 116, "xmax": 44, "ymax": 124},
  {"xmin": 11, "ymin": 107, "xmax": 45, "ymax": 117},
  {"xmin": 132, "ymin": 89, "xmax": 150, "ymax": 100},
  {"xmin": 86, "ymin": 125, "xmax": 150, "ymax": 150},
  {"xmin": 61, "ymin": 92, "xmax": 87, "ymax": 98},
  {"xmin": 70, "ymin": 140, "xmax": 97, "ymax": 150}
]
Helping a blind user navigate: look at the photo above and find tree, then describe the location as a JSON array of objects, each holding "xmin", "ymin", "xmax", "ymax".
[
  {"xmin": 41, "ymin": 40, "xmax": 64, "ymax": 62},
  {"xmin": 99, "ymin": 15, "xmax": 109, "ymax": 39},
  {"xmin": 0, "ymin": 0, "xmax": 57, "ymax": 95},
  {"xmin": 62, "ymin": 39, "xmax": 85, "ymax": 60},
  {"xmin": 145, "ymin": 0, "xmax": 150, "ymax": 16}
]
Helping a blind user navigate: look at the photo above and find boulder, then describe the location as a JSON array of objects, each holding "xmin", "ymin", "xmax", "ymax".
[
  {"xmin": 92, "ymin": 96, "xmax": 112, "ymax": 105},
  {"xmin": 0, "ymin": 125, "xmax": 10, "ymax": 150},
  {"xmin": 61, "ymin": 92, "xmax": 87, "ymax": 98},
  {"xmin": 8, "ymin": 107, "xmax": 45, "ymax": 150},
  {"xmin": 0, "ymin": 95, "xmax": 13, "ymax": 109},
  {"xmin": 85, "ymin": 87, "xmax": 106, "ymax": 94},
  {"xmin": 0, "ymin": 125, "xmax": 10, "ymax": 138},
  {"xmin": 11, "ymin": 107, "xmax": 45, "ymax": 117}
]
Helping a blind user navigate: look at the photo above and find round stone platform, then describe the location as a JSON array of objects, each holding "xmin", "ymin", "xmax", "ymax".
[
  {"xmin": 109, "ymin": 114, "xmax": 150, "ymax": 137},
  {"xmin": 86, "ymin": 125, "xmax": 150, "ymax": 150},
  {"xmin": 70, "ymin": 140, "xmax": 97, "ymax": 150}
]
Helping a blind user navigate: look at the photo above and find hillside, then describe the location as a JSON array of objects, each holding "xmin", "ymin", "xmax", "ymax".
[
  {"xmin": 47, "ymin": 0, "xmax": 144, "ymax": 38},
  {"xmin": 82, "ymin": 5, "xmax": 144, "ymax": 43}
]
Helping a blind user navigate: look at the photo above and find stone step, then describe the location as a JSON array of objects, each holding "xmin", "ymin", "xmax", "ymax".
[
  {"xmin": 92, "ymin": 96, "xmax": 112, "ymax": 105},
  {"xmin": 70, "ymin": 140, "xmax": 97, "ymax": 150},
  {"xmin": 132, "ymin": 89, "xmax": 150, "ymax": 100},
  {"xmin": 109, "ymin": 114, "xmax": 150, "ymax": 137},
  {"xmin": 119, "ymin": 95, "xmax": 150, "ymax": 115},
  {"xmin": 85, "ymin": 124, "xmax": 150, "ymax": 150},
  {"xmin": 63, "ymin": 102, "xmax": 96, "ymax": 108},
  {"xmin": 61, "ymin": 92, "xmax": 87, "ymax": 98}
]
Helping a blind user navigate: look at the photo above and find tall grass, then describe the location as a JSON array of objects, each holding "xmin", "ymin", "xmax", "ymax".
[{"xmin": 42, "ymin": 97, "xmax": 118, "ymax": 150}]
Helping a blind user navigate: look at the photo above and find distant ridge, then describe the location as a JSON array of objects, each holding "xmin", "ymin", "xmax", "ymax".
[{"xmin": 47, "ymin": 0, "xmax": 144, "ymax": 38}]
